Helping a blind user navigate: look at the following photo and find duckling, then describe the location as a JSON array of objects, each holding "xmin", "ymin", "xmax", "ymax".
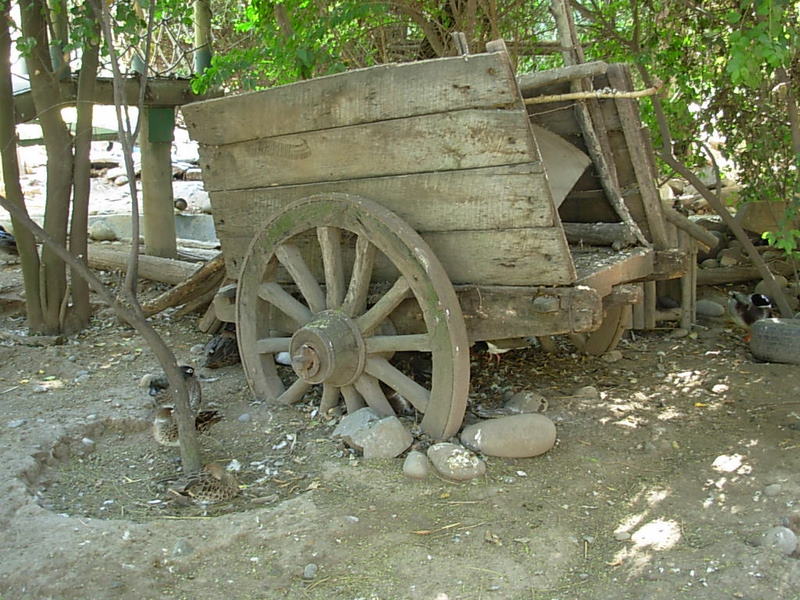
[
  {"xmin": 201, "ymin": 325, "xmax": 240, "ymax": 369},
  {"xmin": 167, "ymin": 462, "xmax": 239, "ymax": 505},
  {"xmin": 0, "ymin": 226, "xmax": 18, "ymax": 255},
  {"xmin": 148, "ymin": 365, "xmax": 202, "ymax": 413},
  {"xmin": 152, "ymin": 406, "xmax": 222, "ymax": 447},
  {"xmin": 728, "ymin": 291, "xmax": 775, "ymax": 339}
]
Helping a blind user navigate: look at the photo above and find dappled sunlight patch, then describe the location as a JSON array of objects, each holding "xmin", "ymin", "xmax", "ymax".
[
  {"xmin": 630, "ymin": 518, "xmax": 681, "ymax": 550},
  {"xmin": 711, "ymin": 453, "xmax": 750, "ymax": 474}
]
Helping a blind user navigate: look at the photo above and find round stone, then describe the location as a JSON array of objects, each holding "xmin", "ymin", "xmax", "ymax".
[
  {"xmin": 460, "ymin": 413, "xmax": 556, "ymax": 458},
  {"xmin": 696, "ymin": 299, "xmax": 725, "ymax": 317},
  {"xmin": 427, "ymin": 443, "xmax": 486, "ymax": 481},
  {"xmin": 761, "ymin": 526, "xmax": 797, "ymax": 555},
  {"xmin": 403, "ymin": 450, "xmax": 431, "ymax": 480}
]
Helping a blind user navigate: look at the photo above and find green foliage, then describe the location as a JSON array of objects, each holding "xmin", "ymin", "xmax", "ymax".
[{"xmin": 193, "ymin": 0, "xmax": 393, "ymax": 93}]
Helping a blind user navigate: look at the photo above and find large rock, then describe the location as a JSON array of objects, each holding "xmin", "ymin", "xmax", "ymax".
[
  {"xmin": 427, "ymin": 443, "xmax": 486, "ymax": 481},
  {"xmin": 331, "ymin": 408, "xmax": 412, "ymax": 458},
  {"xmin": 460, "ymin": 414, "xmax": 556, "ymax": 458}
]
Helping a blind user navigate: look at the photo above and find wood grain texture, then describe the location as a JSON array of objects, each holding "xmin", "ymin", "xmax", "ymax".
[
  {"xmin": 182, "ymin": 52, "xmax": 519, "ymax": 145},
  {"xmin": 198, "ymin": 109, "xmax": 539, "ymax": 191},
  {"xmin": 219, "ymin": 226, "xmax": 575, "ymax": 287},
  {"xmin": 388, "ymin": 285, "xmax": 602, "ymax": 341},
  {"xmin": 209, "ymin": 163, "xmax": 554, "ymax": 237}
]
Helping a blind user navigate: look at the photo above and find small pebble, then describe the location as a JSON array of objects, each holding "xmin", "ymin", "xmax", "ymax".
[
  {"xmin": 614, "ymin": 531, "xmax": 631, "ymax": 541},
  {"xmin": 761, "ymin": 526, "xmax": 798, "ymax": 555},
  {"xmin": 190, "ymin": 344, "xmax": 205, "ymax": 354},
  {"xmin": 7, "ymin": 419, "xmax": 26, "ymax": 428},
  {"xmin": 302, "ymin": 563, "xmax": 318, "ymax": 580},
  {"xmin": 601, "ymin": 350, "xmax": 623, "ymax": 363},
  {"xmin": 172, "ymin": 539, "xmax": 194, "ymax": 557},
  {"xmin": 238, "ymin": 413, "xmax": 252, "ymax": 423},
  {"xmin": 764, "ymin": 483, "xmax": 782, "ymax": 497},
  {"xmin": 402, "ymin": 450, "xmax": 431, "ymax": 480}
]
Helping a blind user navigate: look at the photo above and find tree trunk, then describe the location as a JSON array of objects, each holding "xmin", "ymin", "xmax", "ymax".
[
  {"xmin": 0, "ymin": 4, "xmax": 45, "ymax": 331},
  {"xmin": 68, "ymin": 11, "xmax": 100, "ymax": 331},
  {"xmin": 20, "ymin": 0, "xmax": 73, "ymax": 334}
]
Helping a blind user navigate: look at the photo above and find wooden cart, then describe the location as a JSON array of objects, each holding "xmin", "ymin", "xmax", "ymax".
[{"xmin": 182, "ymin": 46, "xmax": 688, "ymax": 440}]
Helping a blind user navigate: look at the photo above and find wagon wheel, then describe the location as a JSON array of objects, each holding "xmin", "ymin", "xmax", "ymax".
[
  {"xmin": 569, "ymin": 304, "xmax": 630, "ymax": 356},
  {"xmin": 236, "ymin": 193, "xmax": 470, "ymax": 439}
]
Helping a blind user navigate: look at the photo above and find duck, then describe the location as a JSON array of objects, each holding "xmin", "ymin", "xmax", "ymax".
[
  {"xmin": 202, "ymin": 325, "xmax": 240, "ymax": 369},
  {"xmin": 167, "ymin": 462, "xmax": 239, "ymax": 505},
  {"xmin": 152, "ymin": 406, "xmax": 222, "ymax": 447},
  {"xmin": 0, "ymin": 226, "xmax": 18, "ymax": 255},
  {"xmin": 727, "ymin": 291, "xmax": 775, "ymax": 339},
  {"xmin": 148, "ymin": 365, "xmax": 202, "ymax": 413}
]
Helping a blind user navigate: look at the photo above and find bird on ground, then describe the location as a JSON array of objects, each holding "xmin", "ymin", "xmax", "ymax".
[
  {"xmin": 0, "ymin": 226, "xmax": 18, "ymax": 255},
  {"xmin": 727, "ymin": 291, "xmax": 776, "ymax": 341},
  {"xmin": 148, "ymin": 365, "xmax": 202, "ymax": 413},
  {"xmin": 167, "ymin": 462, "xmax": 239, "ymax": 505},
  {"xmin": 484, "ymin": 337, "xmax": 531, "ymax": 365},
  {"xmin": 152, "ymin": 406, "xmax": 222, "ymax": 447},
  {"xmin": 202, "ymin": 325, "xmax": 240, "ymax": 369}
]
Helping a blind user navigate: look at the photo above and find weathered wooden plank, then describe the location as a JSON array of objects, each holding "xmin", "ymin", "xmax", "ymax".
[
  {"xmin": 526, "ymin": 99, "xmax": 621, "ymax": 138},
  {"xmin": 198, "ymin": 109, "xmax": 538, "ymax": 191},
  {"xmin": 424, "ymin": 228, "xmax": 575, "ymax": 285},
  {"xmin": 518, "ymin": 62, "xmax": 609, "ymax": 94},
  {"xmin": 607, "ymin": 63, "xmax": 669, "ymax": 249},
  {"xmin": 388, "ymin": 285, "xmax": 602, "ymax": 341},
  {"xmin": 220, "ymin": 227, "xmax": 575, "ymax": 287},
  {"xmin": 563, "ymin": 221, "xmax": 635, "ymax": 246},
  {"xmin": 573, "ymin": 247, "xmax": 654, "ymax": 297},
  {"xmin": 182, "ymin": 52, "xmax": 519, "ymax": 146},
  {"xmin": 209, "ymin": 163, "xmax": 554, "ymax": 239}
]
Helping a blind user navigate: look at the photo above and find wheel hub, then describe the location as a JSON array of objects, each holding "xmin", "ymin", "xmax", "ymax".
[{"xmin": 289, "ymin": 310, "xmax": 365, "ymax": 386}]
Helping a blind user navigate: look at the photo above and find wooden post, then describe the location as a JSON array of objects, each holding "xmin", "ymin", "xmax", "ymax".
[
  {"xmin": 194, "ymin": 0, "xmax": 212, "ymax": 73},
  {"xmin": 140, "ymin": 107, "xmax": 177, "ymax": 258}
]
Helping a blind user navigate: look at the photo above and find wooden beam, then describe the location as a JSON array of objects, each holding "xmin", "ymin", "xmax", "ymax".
[
  {"xmin": 607, "ymin": 64, "xmax": 669, "ymax": 249},
  {"xmin": 518, "ymin": 61, "xmax": 609, "ymax": 95},
  {"xmin": 663, "ymin": 206, "xmax": 720, "ymax": 249},
  {"xmin": 13, "ymin": 77, "xmax": 220, "ymax": 124},
  {"xmin": 563, "ymin": 221, "xmax": 635, "ymax": 246}
]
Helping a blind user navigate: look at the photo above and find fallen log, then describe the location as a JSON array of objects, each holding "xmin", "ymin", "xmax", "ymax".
[
  {"xmin": 141, "ymin": 253, "xmax": 225, "ymax": 317},
  {"xmin": 87, "ymin": 246, "xmax": 198, "ymax": 284}
]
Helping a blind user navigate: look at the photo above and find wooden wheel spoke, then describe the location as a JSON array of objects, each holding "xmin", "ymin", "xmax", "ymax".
[
  {"xmin": 258, "ymin": 282, "xmax": 313, "ymax": 325},
  {"xmin": 365, "ymin": 357, "xmax": 430, "ymax": 412},
  {"xmin": 355, "ymin": 276, "xmax": 411, "ymax": 335},
  {"xmin": 340, "ymin": 385, "xmax": 366, "ymax": 413},
  {"xmin": 317, "ymin": 227, "xmax": 346, "ymax": 310},
  {"xmin": 342, "ymin": 235, "xmax": 376, "ymax": 317},
  {"xmin": 277, "ymin": 378, "xmax": 312, "ymax": 405},
  {"xmin": 255, "ymin": 337, "xmax": 291, "ymax": 354},
  {"xmin": 275, "ymin": 243, "xmax": 326, "ymax": 313},
  {"xmin": 365, "ymin": 334, "xmax": 431, "ymax": 354},
  {"xmin": 319, "ymin": 384, "xmax": 340, "ymax": 413},
  {"xmin": 353, "ymin": 373, "xmax": 395, "ymax": 417}
]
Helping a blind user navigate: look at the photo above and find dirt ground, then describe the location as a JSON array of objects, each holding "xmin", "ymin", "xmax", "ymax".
[{"xmin": 0, "ymin": 255, "xmax": 799, "ymax": 600}]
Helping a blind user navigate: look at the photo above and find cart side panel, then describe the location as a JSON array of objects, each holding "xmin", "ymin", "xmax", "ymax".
[
  {"xmin": 197, "ymin": 109, "xmax": 539, "ymax": 192},
  {"xmin": 183, "ymin": 52, "xmax": 519, "ymax": 146},
  {"xmin": 186, "ymin": 51, "xmax": 576, "ymax": 286}
]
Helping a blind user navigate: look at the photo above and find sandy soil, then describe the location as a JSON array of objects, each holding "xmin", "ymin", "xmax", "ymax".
[
  {"xmin": 0, "ymin": 253, "xmax": 799, "ymax": 600},
  {"xmin": 2, "ymin": 142, "xmax": 799, "ymax": 599}
]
